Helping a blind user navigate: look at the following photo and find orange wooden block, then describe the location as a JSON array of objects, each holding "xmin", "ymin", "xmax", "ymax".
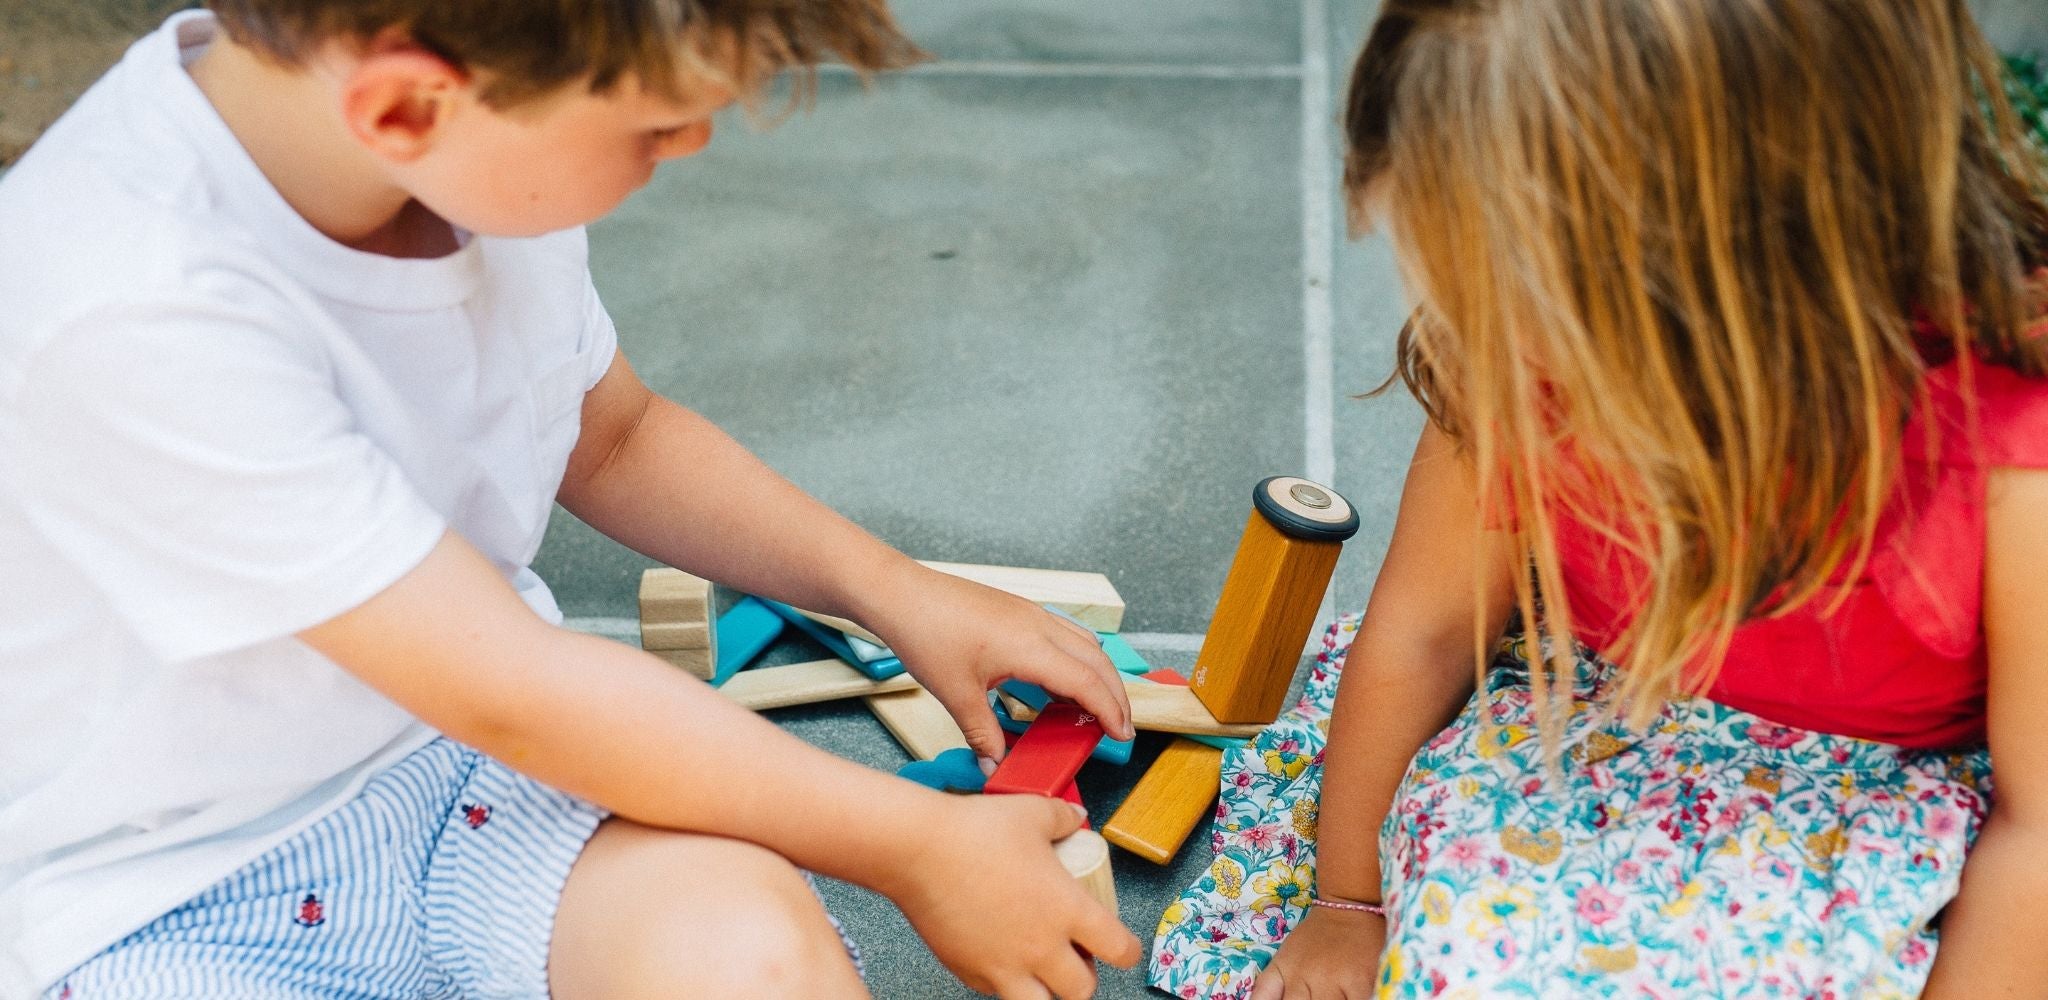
[
  {"xmin": 1102, "ymin": 738, "xmax": 1225, "ymax": 865},
  {"xmin": 1190, "ymin": 477, "xmax": 1357, "ymax": 724}
]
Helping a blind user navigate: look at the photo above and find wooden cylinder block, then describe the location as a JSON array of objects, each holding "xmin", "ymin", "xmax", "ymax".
[
  {"xmin": 1191, "ymin": 478, "xmax": 1359, "ymax": 724},
  {"xmin": 1054, "ymin": 829, "xmax": 1118, "ymax": 914}
]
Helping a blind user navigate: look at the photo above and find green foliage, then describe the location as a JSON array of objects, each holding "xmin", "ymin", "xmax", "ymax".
[{"xmin": 2007, "ymin": 52, "xmax": 2048, "ymax": 155}]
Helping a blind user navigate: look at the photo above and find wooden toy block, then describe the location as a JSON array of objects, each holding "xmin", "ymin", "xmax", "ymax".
[
  {"xmin": 784, "ymin": 560, "xmax": 1126, "ymax": 646},
  {"xmin": 651, "ymin": 646, "xmax": 714, "ymax": 681},
  {"xmin": 1102, "ymin": 738, "xmax": 1226, "ymax": 865},
  {"xmin": 712, "ymin": 596, "xmax": 785, "ymax": 686},
  {"xmin": 865, "ymin": 684, "xmax": 968, "ymax": 761},
  {"xmin": 1191, "ymin": 477, "xmax": 1359, "ymax": 724},
  {"xmin": 1054, "ymin": 829, "xmax": 1118, "ymax": 914},
  {"xmin": 899, "ymin": 747, "xmax": 987, "ymax": 793},
  {"xmin": 845, "ymin": 634, "xmax": 895, "ymax": 664},
  {"xmin": 1003, "ymin": 676, "xmax": 1265, "ymax": 738},
  {"xmin": 985, "ymin": 702, "xmax": 1103, "ymax": 798},
  {"xmin": 1132, "ymin": 670, "xmax": 1251, "ymax": 751},
  {"xmin": 1100, "ymin": 633, "xmax": 1151, "ymax": 675},
  {"xmin": 715, "ymin": 659, "xmax": 919, "ymax": 711},
  {"xmin": 993, "ymin": 686, "xmax": 1134, "ymax": 766},
  {"xmin": 639, "ymin": 619, "xmax": 710, "ymax": 651},
  {"xmin": 761, "ymin": 599, "xmax": 905, "ymax": 680},
  {"xmin": 639, "ymin": 568, "xmax": 711, "ymax": 624}
]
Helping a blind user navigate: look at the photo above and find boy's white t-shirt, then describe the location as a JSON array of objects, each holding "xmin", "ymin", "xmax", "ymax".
[{"xmin": 0, "ymin": 12, "xmax": 619, "ymax": 994}]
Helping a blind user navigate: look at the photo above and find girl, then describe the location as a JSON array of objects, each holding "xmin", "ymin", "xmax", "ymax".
[{"xmin": 1154, "ymin": 0, "xmax": 2048, "ymax": 996}]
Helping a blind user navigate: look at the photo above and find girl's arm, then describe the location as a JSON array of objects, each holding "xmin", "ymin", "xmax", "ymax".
[
  {"xmin": 1919, "ymin": 467, "xmax": 2048, "ymax": 997},
  {"xmin": 1252, "ymin": 423, "xmax": 1519, "ymax": 1000},
  {"xmin": 300, "ymin": 532, "xmax": 1142, "ymax": 997},
  {"xmin": 553, "ymin": 350, "xmax": 1133, "ymax": 761}
]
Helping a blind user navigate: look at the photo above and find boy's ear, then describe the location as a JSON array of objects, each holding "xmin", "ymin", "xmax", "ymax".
[{"xmin": 338, "ymin": 43, "xmax": 470, "ymax": 164}]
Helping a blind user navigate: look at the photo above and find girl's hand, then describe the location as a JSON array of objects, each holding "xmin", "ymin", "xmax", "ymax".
[
  {"xmin": 883, "ymin": 793, "xmax": 1143, "ymax": 998},
  {"xmin": 1248, "ymin": 905, "xmax": 1387, "ymax": 1000},
  {"xmin": 863, "ymin": 564, "xmax": 1134, "ymax": 763}
]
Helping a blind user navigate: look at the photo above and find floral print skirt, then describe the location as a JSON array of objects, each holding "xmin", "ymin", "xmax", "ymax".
[{"xmin": 1149, "ymin": 617, "xmax": 1992, "ymax": 999}]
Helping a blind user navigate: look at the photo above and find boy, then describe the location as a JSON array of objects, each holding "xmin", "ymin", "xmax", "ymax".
[{"xmin": 0, "ymin": 2, "xmax": 1141, "ymax": 997}]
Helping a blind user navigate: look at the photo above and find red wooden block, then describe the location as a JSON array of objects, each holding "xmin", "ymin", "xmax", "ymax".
[
  {"xmin": 985, "ymin": 702, "xmax": 1103, "ymax": 798},
  {"xmin": 1141, "ymin": 669, "xmax": 1188, "ymax": 686}
]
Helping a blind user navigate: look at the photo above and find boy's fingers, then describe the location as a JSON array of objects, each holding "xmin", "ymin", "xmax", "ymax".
[
  {"xmin": 1042, "ymin": 949, "xmax": 1099, "ymax": 1000},
  {"xmin": 995, "ymin": 975, "xmax": 1052, "ymax": 1000},
  {"xmin": 934, "ymin": 687, "xmax": 1008, "ymax": 763},
  {"xmin": 1076, "ymin": 907, "xmax": 1143, "ymax": 969},
  {"xmin": 1038, "ymin": 795, "xmax": 1090, "ymax": 841}
]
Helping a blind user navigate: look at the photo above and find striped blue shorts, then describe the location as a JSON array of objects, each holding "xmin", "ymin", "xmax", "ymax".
[{"xmin": 47, "ymin": 739, "xmax": 607, "ymax": 999}]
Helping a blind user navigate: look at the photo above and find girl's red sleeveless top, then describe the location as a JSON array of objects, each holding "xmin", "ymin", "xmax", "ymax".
[{"xmin": 1554, "ymin": 354, "xmax": 2048, "ymax": 748}]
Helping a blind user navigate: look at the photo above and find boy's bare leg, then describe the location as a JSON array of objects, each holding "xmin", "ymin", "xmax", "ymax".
[{"xmin": 550, "ymin": 819, "xmax": 870, "ymax": 999}]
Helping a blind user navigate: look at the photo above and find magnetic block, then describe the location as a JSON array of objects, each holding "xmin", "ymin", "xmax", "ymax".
[
  {"xmin": 866, "ymin": 684, "xmax": 968, "ymax": 761},
  {"xmin": 1054, "ymin": 829, "xmax": 1117, "ymax": 914},
  {"xmin": 650, "ymin": 646, "xmax": 713, "ymax": 680},
  {"xmin": 639, "ymin": 619, "xmax": 710, "ymax": 651},
  {"xmin": 790, "ymin": 606, "xmax": 886, "ymax": 646},
  {"xmin": 899, "ymin": 747, "xmax": 987, "ymax": 793},
  {"xmin": 984, "ymin": 702, "xmax": 1103, "ymax": 798},
  {"xmin": 761, "ymin": 599, "xmax": 905, "ymax": 680},
  {"xmin": 639, "ymin": 568, "xmax": 711, "ymax": 623},
  {"xmin": 1102, "ymin": 738, "xmax": 1226, "ymax": 865},
  {"xmin": 993, "ymin": 691, "xmax": 1134, "ymax": 766},
  {"xmin": 715, "ymin": 659, "xmax": 920, "ymax": 711},
  {"xmin": 1005, "ymin": 675, "xmax": 1264, "ymax": 738},
  {"xmin": 1127, "ymin": 670, "xmax": 1246, "ymax": 751},
  {"xmin": 1101, "ymin": 633, "xmax": 1151, "ymax": 674},
  {"xmin": 924, "ymin": 561, "xmax": 1125, "ymax": 632},
  {"xmin": 711, "ymin": 596, "xmax": 786, "ymax": 686},
  {"xmin": 845, "ymin": 634, "xmax": 895, "ymax": 664},
  {"xmin": 1191, "ymin": 478, "xmax": 1359, "ymax": 724}
]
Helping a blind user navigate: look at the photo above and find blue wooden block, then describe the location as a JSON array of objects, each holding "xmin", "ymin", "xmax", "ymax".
[
  {"xmin": 1099, "ymin": 633, "xmax": 1151, "ymax": 674},
  {"xmin": 760, "ymin": 599, "xmax": 905, "ymax": 680},
  {"xmin": 898, "ymin": 747, "xmax": 987, "ymax": 793},
  {"xmin": 712, "ymin": 596, "xmax": 786, "ymax": 686},
  {"xmin": 993, "ymin": 683, "xmax": 1133, "ymax": 766}
]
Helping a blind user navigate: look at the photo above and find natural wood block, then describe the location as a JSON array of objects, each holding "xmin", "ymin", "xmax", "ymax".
[
  {"xmin": 638, "ymin": 568, "xmax": 711, "ymax": 623},
  {"xmin": 1190, "ymin": 511, "xmax": 1343, "ymax": 724},
  {"xmin": 715, "ymin": 659, "xmax": 919, "ymax": 711},
  {"xmin": 864, "ymin": 685, "xmax": 968, "ymax": 761},
  {"xmin": 1103, "ymin": 738, "xmax": 1225, "ymax": 865},
  {"xmin": 784, "ymin": 560, "xmax": 1126, "ymax": 646},
  {"xmin": 923, "ymin": 561, "xmax": 1125, "ymax": 633},
  {"xmin": 651, "ymin": 646, "xmax": 714, "ymax": 681},
  {"xmin": 639, "ymin": 619, "xmax": 710, "ymax": 651},
  {"xmin": 1000, "ymin": 678, "xmax": 1263, "ymax": 738},
  {"xmin": 1055, "ymin": 829, "xmax": 1118, "ymax": 914}
]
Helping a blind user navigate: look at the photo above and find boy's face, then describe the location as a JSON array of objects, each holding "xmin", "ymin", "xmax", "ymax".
[{"xmin": 344, "ymin": 46, "xmax": 737, "ymax": 238}]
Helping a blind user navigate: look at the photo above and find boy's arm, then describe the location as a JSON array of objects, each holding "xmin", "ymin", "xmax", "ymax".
[
  {"xmin": 553, "ymin": 350, "xmax": 1133, "ymax": 757},
  {"xmin": 299, "ymin": 531, "xmax": 1143, "ymax": 989},
  {"xmin": 1918, "ymin": 467, "xmax": 2048, "ymax": 998},
  {"xmin": 1252, "ymin": 424, "xmax": 1517, "ymax": 1000}
]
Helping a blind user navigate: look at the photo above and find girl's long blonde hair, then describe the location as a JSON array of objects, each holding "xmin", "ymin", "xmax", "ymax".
[{"xmin": 1345, "ymin": 0, "xmax": 2048, "ymax": 722}]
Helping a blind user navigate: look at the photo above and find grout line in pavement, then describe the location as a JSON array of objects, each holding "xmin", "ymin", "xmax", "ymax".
[{"xmin": 1300, "ymin": 0, "xmax": 1341, "ymax": 626}]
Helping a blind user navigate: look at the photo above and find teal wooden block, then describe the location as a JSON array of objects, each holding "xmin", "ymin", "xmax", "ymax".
[{"xmin": 712, "ymin": 596, "xmax": 787, "ymax": 686}]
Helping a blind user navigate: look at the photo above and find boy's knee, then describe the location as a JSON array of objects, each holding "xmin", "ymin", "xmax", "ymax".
[{"xmin": 564, "ymin": 832, "xmax": 860, "ymax": 997}]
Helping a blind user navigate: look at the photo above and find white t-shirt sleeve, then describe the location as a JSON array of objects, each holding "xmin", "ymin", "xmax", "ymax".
[{"xmin": 7, "ymin": 290, "xmax": 447, "ymax": 664}]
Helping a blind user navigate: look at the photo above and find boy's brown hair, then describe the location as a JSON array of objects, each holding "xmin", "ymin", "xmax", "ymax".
[{"xmin": 204, "ymin": 0, "xmax": 925, "ymax": 106}]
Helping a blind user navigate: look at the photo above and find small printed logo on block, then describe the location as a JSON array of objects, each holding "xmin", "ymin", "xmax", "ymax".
[{"xmin": 294, "ymin": 893, "xmax": 325, "ymax": 928}]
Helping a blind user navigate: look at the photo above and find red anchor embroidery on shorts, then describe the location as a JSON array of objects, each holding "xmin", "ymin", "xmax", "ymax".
[
  {"xmin": 462, "ymin": 803, "xmax": 492, "ymax": 829},
  {"xmin": 294, "ymin": 893, "xmax": 325, "ymax": 928}
]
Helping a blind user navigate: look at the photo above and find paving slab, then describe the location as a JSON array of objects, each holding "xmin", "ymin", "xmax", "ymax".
[{"xmin": 534, "ymin": 71, "xmax": 1307, "ymax": 636}]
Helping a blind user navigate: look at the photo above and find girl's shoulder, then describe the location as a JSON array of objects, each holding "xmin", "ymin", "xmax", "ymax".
[{"xmin": 1905, "ymin": 355, "xmax": 2048, "ymax": 469}]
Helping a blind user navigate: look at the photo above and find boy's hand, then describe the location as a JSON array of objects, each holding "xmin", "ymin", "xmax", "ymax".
[
  {"xmin": 862, "ymin": 565, "xmax": 1134, "ymax": 763},
  {"xmin": 885, "ymin": 793, "xmax": 1142, "ymax": 998},
  {"xmin": 1247, "ymin": 905, "xmax": 1387, "ymax": 999}
]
